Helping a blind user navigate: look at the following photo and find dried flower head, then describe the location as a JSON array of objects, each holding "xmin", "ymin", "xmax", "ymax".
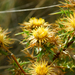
[
  {"xmin": 59, "ymin": 0, "xmax": 75, "ymax": 11},
  {"xmin": 30, "ymin": 60, "xmax": 57, "ymax": 75},
  {"xmin": 68, "ymin": 0, "xmax": 75, "ymax": 3}
]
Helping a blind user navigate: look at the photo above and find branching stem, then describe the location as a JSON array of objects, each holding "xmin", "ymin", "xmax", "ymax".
[
  {"xmin": 2, "ymin": 45, "xmax": 27, "ymax": 75},
  {"xmin": 53, "ymin": 40, "xmax": 74, "ymax": 60}
]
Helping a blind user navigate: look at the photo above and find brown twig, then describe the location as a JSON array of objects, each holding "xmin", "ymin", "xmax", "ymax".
[
  {"xmin": 2, "ymin": 45, "xmax": 27, "ymax": 75},
  {"xmin": 53, "ymin": 40, "xmax": 74, "ymax": 60}
]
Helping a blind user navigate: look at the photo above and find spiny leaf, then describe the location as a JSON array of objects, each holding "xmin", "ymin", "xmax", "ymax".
[
  {"xmin": 0, "ymin": 50, "xmax": 8, "ymax": 55},
  {"xmin": 15, "ymin": 30, "xmax": 29, "ymax": 36}
]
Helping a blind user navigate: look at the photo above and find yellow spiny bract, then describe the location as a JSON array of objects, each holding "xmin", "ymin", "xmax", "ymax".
[
  {"xmin": 30, "ymin": 60, "xmax": 52, "ymax": 75},
  {"xmin": 29, "ymin": 17, "xmax": 45, "ymax": 27}
]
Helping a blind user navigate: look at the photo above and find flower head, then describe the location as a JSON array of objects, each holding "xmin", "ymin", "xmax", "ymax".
[
  {"xmin": 20, "ymin": 17, "xmax": 48, "ymax": 30},
  {"xmin": 63, "ymin": 13, "xmax": 75, "ymax": 31},
  {"xmin": 30, "ymin": 60, "xmax": 55, "ymax": 75},
  {"xmin": 0, "ymin": 27, "xmax": 11, "ymax": 47},
  {"xmin": 33, "ymin": 27, "xmax": 48, "ymax": 39},
  {"xmin": 28, "ymin": 27, "xmax": 49, "ymax": 46},
  {"xmin": 57, "ymin": 13, "xmax": 75, "ymax": 31},
  {"xmin": 28, "ymin": 27, "xmax": 59, "ymax": 47},
  {"xmin": 68, "ymin": 13, "xmax": 75, "ymax": 27}
]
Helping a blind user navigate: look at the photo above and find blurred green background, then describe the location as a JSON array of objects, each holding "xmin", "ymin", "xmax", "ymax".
[{"xmin": 0, "ymin": 0, "xmax": 70, "ymax": 75}]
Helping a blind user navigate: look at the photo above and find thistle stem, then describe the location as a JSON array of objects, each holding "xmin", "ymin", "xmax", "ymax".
[{"xmin": 2, "ymin": 45, "xmax": 27, "ymax": 75}]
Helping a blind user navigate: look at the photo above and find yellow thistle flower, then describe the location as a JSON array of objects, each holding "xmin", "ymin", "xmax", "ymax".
[
  {"xmin": 28, "ymin": 27, "xmax": 49, "ymax": 46},
  {"xmin": 57, "ymin": 13, "xmax": 75, "ymax": 31},
  {"xmin": 20, "ymin": 17, "xmax": 48, "ymax": 30},
  {"xmin": 68, "ymin": 13, "xmax": 75, "ymax": 27},
  {"xmin": 63, "ymin": 13, "xmax": 75, "ymax": 31},
  {"xmin": 30, "ymin": 60, "xmax": 56, "ymax": 75},
  {"xmin": 28, "ymin": 27, "xmax": 59, "ymax": 47},
  {"xmin": 0, "ymin": 27, "xmax": 11, "ymax": 47}
]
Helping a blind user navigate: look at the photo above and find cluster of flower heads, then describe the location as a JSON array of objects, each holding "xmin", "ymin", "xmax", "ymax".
[
  {"xmin": 20, "ymin": 17, "xmax": 64, "ymax": 75},
  {"xmin": 0, "ymin": 1, "xmax": 75, "ymax": 75},
  {"xmin": 19, "ymin": 0, "xmax": 75, "ymax": 75},
  {"xmin": 21, "ymin": 17, "xmax": 60, "ymax": 47}
]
